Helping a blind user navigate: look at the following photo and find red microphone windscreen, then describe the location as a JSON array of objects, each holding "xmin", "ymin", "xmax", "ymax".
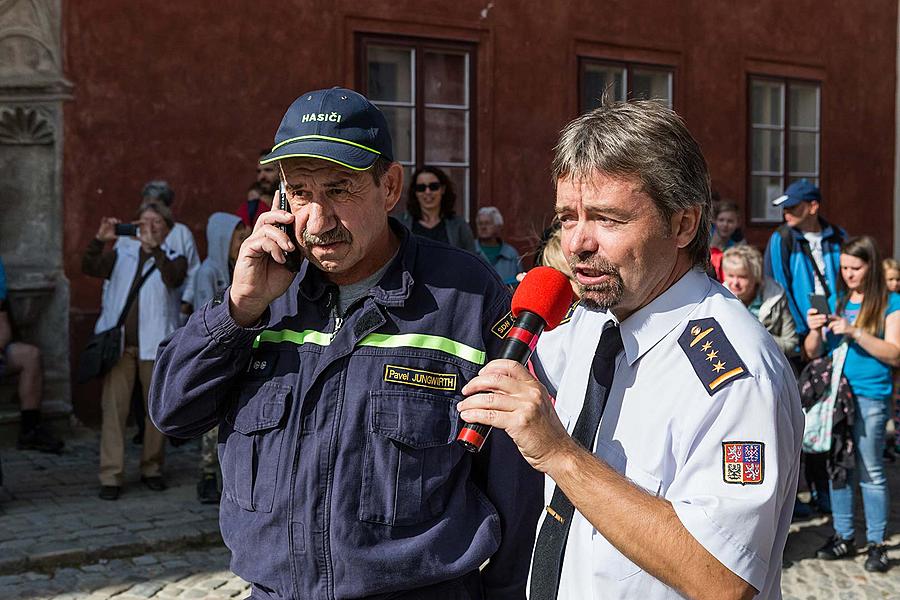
[{"xmin": 511, "ymin": 266, "xmax": 575, "ymax": 331}]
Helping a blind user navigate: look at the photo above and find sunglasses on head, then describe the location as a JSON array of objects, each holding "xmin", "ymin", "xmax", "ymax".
[{"xmin": 414, "ymin": 182, "xmax": 442, "ymax": 193}]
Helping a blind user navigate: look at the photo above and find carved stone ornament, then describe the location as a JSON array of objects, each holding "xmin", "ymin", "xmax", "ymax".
[
  {"xmin": 0, "ymin": 0, "xmax": 62, "ymax": 82},
  {"xmin": 0, "ymin": 105, "xmax": 53, "ymax": 143}
]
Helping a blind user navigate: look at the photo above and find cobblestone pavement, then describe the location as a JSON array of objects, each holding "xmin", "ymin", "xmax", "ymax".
[
  {"xmin": 0, "ymin": 424, "xmax": 222, "ymax": 574},
  {"xmin": 780, "ymin": 457, "xmax": 900, "ymax": 599},
  {"xmin": 3, "ymin": 425, "xmax": 900, "ymax": 598},
  {"xmin": 0, "ymin": 547, "xmax": 249, "ymax": 600}
]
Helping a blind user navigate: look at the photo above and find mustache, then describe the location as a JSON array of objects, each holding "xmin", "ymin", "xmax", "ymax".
[
  {"xmin": 301, "ymin": 225, "xmax": 352, "ymax": 246},
  {"xmin": 567, "ymin": 254, "xmax": 620, "ymax": 280}
]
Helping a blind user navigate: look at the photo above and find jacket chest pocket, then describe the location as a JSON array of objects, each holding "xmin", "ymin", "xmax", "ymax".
[
  {"xmin": 220, "ymin": 382, "xmax": 290, "ymax": 513},
  {"xmin": 359, "ymin": 390, "xmax": 464, "ymax": 526}
]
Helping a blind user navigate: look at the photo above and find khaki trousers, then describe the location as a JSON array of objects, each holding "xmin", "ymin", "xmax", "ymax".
[{"xmin": 99, "ymin": 346, "xmax": 166, "ymax": 486}]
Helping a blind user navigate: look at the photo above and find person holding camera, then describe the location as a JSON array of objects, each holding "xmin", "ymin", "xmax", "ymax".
[{"xmin": 81, "ymin": 200, "xmax": 187, "ymax": 501}]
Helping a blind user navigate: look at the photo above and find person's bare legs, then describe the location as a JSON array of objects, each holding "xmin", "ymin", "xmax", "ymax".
[
  {"xmin": 7, "ymin": 342, "xmax": 62, "ymax": 453},
  {"xmin": 6, "ymin": 342, "xmax": 41, "ymax": 409}
]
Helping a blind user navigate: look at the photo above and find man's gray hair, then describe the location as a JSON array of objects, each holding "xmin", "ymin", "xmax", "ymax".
[
  {"xmin": 477, "ymin": 206, "xmax": 504, "ymax": 227},
  {"xmin": 142, "ymin": 180, "xmax": 175, "ymax": 207},
  {"xmin": 552, "ymin": 99, "xmax": 712, "ymax": 268}
]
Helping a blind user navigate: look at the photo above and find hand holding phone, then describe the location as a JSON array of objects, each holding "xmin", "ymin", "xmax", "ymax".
[
  {"xmin": 228, "ymin": 185, "xmax": 302, "ymax": 326},
  {"xmin": 808, "ymin": 293, "xmax": 831, "ymax": 317}
]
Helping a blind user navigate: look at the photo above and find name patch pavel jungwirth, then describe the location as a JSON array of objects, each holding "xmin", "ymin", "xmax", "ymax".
[{"xmin": 383, "ymin": 365, "xmax": 458, "ymax": 391}]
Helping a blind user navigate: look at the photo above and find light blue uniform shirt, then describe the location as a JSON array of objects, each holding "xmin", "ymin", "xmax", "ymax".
[{"xmin": 531, "ymin": 269, "xmax": 803, "ymax": 599}]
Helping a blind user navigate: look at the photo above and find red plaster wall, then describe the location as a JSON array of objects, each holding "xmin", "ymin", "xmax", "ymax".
[{"xmin": 62, "ymin": 1, "xmax": 896, "ymax": 420}]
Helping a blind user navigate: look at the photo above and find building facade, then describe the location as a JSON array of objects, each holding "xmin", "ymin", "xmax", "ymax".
[{"xmin": 6, "ymin": 0, "xmax": 893, "ymax": 422}]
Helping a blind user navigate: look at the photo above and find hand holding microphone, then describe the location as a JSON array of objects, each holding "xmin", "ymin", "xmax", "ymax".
[{"xmin": 457, "ymin": 267, "xmax": 574, "ymax": 454}]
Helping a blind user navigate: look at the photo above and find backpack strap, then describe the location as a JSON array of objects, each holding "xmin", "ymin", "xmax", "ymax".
[
  {"xmin": 777, "ymin": 223, "xmax": 795, "ymax": 287},
  {"xmin": 778, "ymin": 223, "xmax": 831, "ymax": 298},
  {"xmin": 796, "ymin": 238, "xmax": 831, "ymax": 298}
]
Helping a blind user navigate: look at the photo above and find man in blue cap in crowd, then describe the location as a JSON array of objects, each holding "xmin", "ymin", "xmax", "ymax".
[
  {"xmin": 764, "ymin": 178, "xmax": 846, "ymax": 340},
  {"xmin": 149, "ymin": 87, "xmax": 541, "ymax": 599},
  {"xmin": 763, "ymin": 178, "xmax": 846, "ymax": 518}
]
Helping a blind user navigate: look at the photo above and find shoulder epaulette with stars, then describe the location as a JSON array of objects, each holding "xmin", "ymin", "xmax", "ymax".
[
  {"xmin": 677, "ymin": 317, "xmax": 750, "ymax": 396},
  {"xmin": 558, "ymin": 300, "xmax": 580, "ymax": 326}
]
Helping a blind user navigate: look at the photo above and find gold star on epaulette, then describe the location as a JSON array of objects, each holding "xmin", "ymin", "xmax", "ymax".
[{"xmin": 679, "ymin": 318, "xmax": 750, "ymax": 396}]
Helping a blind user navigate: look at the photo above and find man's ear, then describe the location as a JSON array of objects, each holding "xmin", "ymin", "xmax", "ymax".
[
  {"xmin": 382, "ymin": 162, "xmax": 404, "ymax": 213},
  {"xmin": 674, "ymin": 205, "xmax": 701, "ymax": 250},
  {"xmin": 808, "ymin": 200, "xmax": 820, "ymax": 216}
]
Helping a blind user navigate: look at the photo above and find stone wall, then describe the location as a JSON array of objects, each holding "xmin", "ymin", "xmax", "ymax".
[{"xmin": 0, "ymin": 0, "xmax": 71, "ymax": 424}]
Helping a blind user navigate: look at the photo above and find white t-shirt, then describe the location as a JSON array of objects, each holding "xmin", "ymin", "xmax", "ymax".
[
  {"xmin": 530, "ymin": 269, "xmax": 804, "ymax": 599},
  {"xmin": 803, "ymin": 231, "xmax": 827, "ymax": 295}
]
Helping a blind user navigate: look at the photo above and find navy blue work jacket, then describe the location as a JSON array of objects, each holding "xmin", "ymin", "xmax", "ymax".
[{"xmin": 150, "ymin": 220, "xmax": 543, "ymax": 600}]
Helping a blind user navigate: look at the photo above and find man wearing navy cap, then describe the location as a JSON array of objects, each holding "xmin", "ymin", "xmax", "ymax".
[
  {"xmin": 149, "ymin": 87, "xmax": 541, "ymax": 599},
  {"xmin": 763, "ymin": 179, "xmax": 845, "ymax": 522},
  {"xmin": 764, "ymin": 179, "xmax": 846, "ymax": 340}
]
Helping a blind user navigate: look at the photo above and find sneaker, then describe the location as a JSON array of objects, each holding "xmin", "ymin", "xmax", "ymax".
[
  {"xmin": 816, "ymin": 535, "xmax": 856, "ymax": 560},
  {"xmin": 197, "ymin": 473, "xmax": 221, "ymax": 505},
  {"xmin": 98, "ymin": 485, "xmax": 121, "ymax": 501},
  {"xmin": 864, "ymin": 544, "xmax": 889, "ymax": 573},
  {"xmin": 17, "ymin": 425, "xmax": 64, "ymax": 454}
]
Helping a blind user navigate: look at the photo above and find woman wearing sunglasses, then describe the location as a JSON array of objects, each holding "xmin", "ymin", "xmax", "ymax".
[{"xmin": 399, "ymin": 166, "xmax": 476, "ymax": 253}]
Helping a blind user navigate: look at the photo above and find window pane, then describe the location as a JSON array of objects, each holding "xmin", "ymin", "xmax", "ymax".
[
  {"xmin": 391, "ymin": 165, "xmax": 417, "ymax": 217},
  {"xmin": 424, "ymin": 51, "xmax": 468, "ymax": 106},
  {"xmin": 424, "ymin": 108, "xmax": 468, "ymax": 164},
  {"xmin": 582, "ymin": 63, "xmax": 625, "ymax": 111},
  {"xmin": 442, "ymin": 166, "xmax": 470, "ymax": 221},
  {"xmin": 788, "ymin": 176, "xmax": 818, "ymax": 188},
  {"xmin": 750, "ymin": 80, "xmax": 784, "ymax": 126},
  {"xmin": 379, "ymin": 106, "xmax": 413, "ymax": 163},
  {"xmin": 789, "ymin": 131, "xmax": 818, "ymax": 174},
  {"xmin": 751, "ymin": 128, "xmax": 783, "ymax": 173},
  {"xmin": 789, "ymin": 83, "xmax": 819, "ymax": 129},
  {"xmin": 367, "ymin": 46, "xmax": 413, "ymax": 103},
  {"xmin": 631, "ymin": 68, "xmax": 672, "ymax": 107},
  {"xmin": 750, "ymin": 175, "xmax": 785, "ymax": 222}
]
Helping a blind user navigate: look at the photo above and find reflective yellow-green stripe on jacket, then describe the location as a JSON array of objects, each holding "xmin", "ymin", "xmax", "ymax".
[{"xmin": 253, "ymin": 329, "xmax": 485, "ymax": 365}]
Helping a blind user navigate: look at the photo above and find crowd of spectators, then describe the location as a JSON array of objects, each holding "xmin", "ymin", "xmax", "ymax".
[{"xmin": 0, "ymin": 143, "xmax": 898, "ymax": 574}]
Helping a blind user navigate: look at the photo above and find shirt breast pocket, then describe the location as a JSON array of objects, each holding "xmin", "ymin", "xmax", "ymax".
[
  {"xmin": 591, "ymin": 440, "xmax": 663, "ymax": 582},
  {"xmin": 220, "ymin": 381, "xmax": 290, "ymax": 513},
  {"xmin": 359, "ymin": 389, "xmax": 464, "ymax": 526}
]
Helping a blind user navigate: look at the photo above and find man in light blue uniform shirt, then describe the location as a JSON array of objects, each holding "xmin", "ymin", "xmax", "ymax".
[{"xmin": 460, "ymin": 100, "xmax": 804, "ymax": 599}]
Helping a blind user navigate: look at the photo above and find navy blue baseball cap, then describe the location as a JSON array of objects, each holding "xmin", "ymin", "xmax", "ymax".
[
  {"xmin": 771, "ymin": 178, "xmax": 821, "ymax": 208},
  {"xmin": 260, "ymin": 87, "xmax": 393, "ymax": 170}
]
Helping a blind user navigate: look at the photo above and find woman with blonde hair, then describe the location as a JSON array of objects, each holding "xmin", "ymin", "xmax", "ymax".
[{"xmin": 721, "ymin": 245, "xmax": 797, "ymax": 358}]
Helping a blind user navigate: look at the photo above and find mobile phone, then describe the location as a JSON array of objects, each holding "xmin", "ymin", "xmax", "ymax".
[
  {"xmin": 114, "ymin": 223, "xmax": 138, "ymax": 237},
  {"xmin": 277, "ymin": 182, "xmax": 304, "ymax": 272},
  {"xmin": 808, "ymin": 293, "xmax": 831, "ymax": 316}
]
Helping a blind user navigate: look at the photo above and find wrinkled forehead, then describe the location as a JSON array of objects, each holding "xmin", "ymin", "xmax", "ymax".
[
  {"xmin": 280, "ymin": 157, "xmax": 364, "ymax": 186},
  {"xmin": 554, "ymin": 171, "xmax": 645, "ymax": 208}
]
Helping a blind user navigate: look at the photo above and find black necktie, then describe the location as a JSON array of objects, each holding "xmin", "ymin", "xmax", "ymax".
[{"xmin": 529, "ymin": 324, "xmax": 623, "ymax": 600}]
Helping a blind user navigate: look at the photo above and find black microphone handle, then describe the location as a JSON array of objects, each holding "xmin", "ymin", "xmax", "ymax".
[{"xmin": 457, "ymin": 310, "xmax": 546, "ymax": 452}]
